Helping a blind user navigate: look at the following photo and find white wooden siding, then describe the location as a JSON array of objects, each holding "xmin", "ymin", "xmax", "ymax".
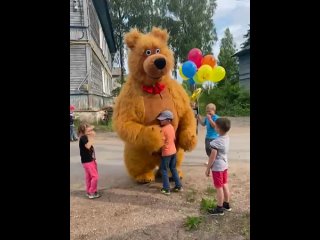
[{"xmin": 70, "ymin": 45, "xmax": 87, "ymax": 91}]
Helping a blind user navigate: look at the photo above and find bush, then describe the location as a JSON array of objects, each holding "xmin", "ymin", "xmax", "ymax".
[
  {"xmin": 74, "ymin": 119, "xmax": 113, "ymax": 132},
  {"xmin": 94, "ymin": 119, "xmax": 113, "ymax": 132},
  {"xmin": 74, "ymin": 118, "xmax": 80, "ymax": 128},
  {"xmin": 198, "ymin": 81, "xmax": 250, "ymax": 116}
]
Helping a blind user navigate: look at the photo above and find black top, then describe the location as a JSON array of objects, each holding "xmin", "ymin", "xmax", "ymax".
[
  {"xmin": 79, "ymin": 135, "xmax": 96, "ymax": 163},
  {"xmin": 70, "ymin": 113, "xmax": 74, "ymax": 125}
]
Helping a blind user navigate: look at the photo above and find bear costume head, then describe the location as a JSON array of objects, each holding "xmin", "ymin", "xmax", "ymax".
[{"xmin": 125, "ymin": 27, "xmax": 174, "ymax": 87}]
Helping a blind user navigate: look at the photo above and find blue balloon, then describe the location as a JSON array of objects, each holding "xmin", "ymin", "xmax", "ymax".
[
  {"xmin": 182, "ymin": 61, "xmax": 197, "ymax": 78},
  {"xmin": 188, "ymin": 78, "xmax": 195, "ymax": 85}
]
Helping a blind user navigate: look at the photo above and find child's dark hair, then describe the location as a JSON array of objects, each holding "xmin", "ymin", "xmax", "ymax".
[
  {"xmin": 77, "ymin": 122, "xmax": 90, "ymax": 136},
  {"xmin": 215, "ymin": 118, "xmax": 231, "ymax": 133}
]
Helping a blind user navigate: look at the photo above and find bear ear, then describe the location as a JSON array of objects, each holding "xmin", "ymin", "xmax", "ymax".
[
  {"xmin": 124, "ymin": 28, "xmax": 141, "ymax": 49},
  {"xmin": 151, "ymin": 27, "xmax": 169, "ymax": 43}
]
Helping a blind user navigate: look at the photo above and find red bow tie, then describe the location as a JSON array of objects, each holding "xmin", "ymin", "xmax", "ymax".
[{"xmin": 142, "ymin": 82, "xmax": 165, "ymax": 94}]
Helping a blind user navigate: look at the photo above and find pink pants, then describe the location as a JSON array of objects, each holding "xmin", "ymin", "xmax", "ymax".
[{"xmin": 82, "ymin": 160, "xmax": 98, "ymax": 194}]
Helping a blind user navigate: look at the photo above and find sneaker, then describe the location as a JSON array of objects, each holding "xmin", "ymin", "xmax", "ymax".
[
  {"xmin": 223, "ymin": 202, "xmax": 232, "ymax": 212},
  {"xmin": 86, "ymin": 192, "xmax": 97, "ymax": 197},
  {"xmin": 160, "ymin": 188, "xmax": 170, "ymax": 195},
  {"xmin": 88, "ymin": 192, "xmax": 101, "ymax": 199},
  {"xmin": 173, "ymin": 186, "xmax": 184, "ymax": 192},
  {"xmin": 208, "ymin": 206, "xmax": 224, "ymax": 216}
]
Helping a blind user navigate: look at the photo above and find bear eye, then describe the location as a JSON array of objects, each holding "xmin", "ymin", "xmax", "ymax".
[
  {"xmin": 156, "ymin": 48, "xmax": 160, "ymax": 54},
  {"xmin": 145, "ymin": 49, "xmax": 152, "ymax": 55}
]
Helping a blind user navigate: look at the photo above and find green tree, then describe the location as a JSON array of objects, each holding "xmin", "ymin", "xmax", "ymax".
[
  {"xmin": 241, "ymin": 25, "xmax": 250, "ymax": 49},
  {"xmin": 109, "ymin": 0, "xmax": 162, "ymax": 87},
  {"xmin": 108, "ymin": 0, "xmax": 131, "ymax": 86},
  {"xmin": 167, "ymin": 0, "xmax": 218, "ymax": 76},
  {"xmin": 218, "ymin": 28, "xmax": 239, "ymax": 83},
  {"xmin": 126, "ymin": 0, "xmax": 154, "ymax": 31},
  {"xmin": 109, "ymin": 0, "xmax": 218, "ymax": 83}
]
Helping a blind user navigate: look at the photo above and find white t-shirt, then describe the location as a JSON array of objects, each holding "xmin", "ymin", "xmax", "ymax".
[{"xmin": 209, "ymin": 135, "xmax": 229, "ymax": 171}]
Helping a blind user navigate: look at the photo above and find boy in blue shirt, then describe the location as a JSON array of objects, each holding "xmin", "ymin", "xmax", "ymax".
[{"xmin": 198, "ymin": 103, "xmax": 219, "ymax": 157}]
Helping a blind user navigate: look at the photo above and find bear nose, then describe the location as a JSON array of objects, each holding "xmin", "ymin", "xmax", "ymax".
[{"xmin": 154, "ymin": 58, "xmax": 166, "ymax": 69}]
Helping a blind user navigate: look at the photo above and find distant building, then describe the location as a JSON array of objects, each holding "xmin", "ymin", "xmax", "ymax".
[
  {"xmin": 112, "ymin": 67, "xmax": 121, "ymax": 89},
  {"xmin": 70, "ymin": 0, "xmax": 116, "ymax": 111},
  {"xmin": 233, "ymin": 46, "xmax": 250, "ymax": 91}
]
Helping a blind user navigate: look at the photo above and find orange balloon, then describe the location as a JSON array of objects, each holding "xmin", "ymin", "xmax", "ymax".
[{"xmin": 201, "ymin": 55, "xmax": 216, "ymax": 68}]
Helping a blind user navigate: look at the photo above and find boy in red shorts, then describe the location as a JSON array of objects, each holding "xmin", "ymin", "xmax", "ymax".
[{"xmin": 205, "ymin": 117, "xmax": 231, "ymax": 215}]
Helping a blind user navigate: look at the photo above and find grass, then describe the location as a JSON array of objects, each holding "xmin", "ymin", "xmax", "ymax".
[
  {"xmin": 200, "ymin": 198, "xmax": 217, "ymax": 212},
  {"xmin": 205, "ymin": 185, "xmax": 216, "ymax": 196},
  {"xmin": 184, "ymin": 216, "xmax": 203, "ymax": 231},
  {"xmin": 241, "ymin": 212, "xmax": 250, "ymax": 239}
]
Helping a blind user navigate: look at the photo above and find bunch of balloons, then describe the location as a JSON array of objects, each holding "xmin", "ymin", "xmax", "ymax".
[{"xmin": 179, "ymin": 48, "xmax": 226, "ymax": 86}]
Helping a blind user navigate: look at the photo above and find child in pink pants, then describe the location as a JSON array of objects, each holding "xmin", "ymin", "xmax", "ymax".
[{"xmin": 77, "ymin": 122, "xmax": 100, "ymax": 199}]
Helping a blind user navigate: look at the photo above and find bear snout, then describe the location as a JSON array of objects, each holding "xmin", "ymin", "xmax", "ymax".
[{"xmin": 154, "ymin": 58, "xmax": 166, "ymax": 70}]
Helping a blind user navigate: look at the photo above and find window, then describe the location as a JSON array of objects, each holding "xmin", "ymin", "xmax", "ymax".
[
  {"xmin": 99, "ymin": 25, "xmax": 104, "ymax": 54},
  {"xmin": 101, "ymin": 68, "xmax": 112, "ymax": 95},
  {"xmin": 99, "ymin": 24, "xmax": 107, "ymax": 55},
  {"xmin": 108, "ymin": 74, "xmax": 113, "ymax": 94},
  {"xmin": 105, "ymin": 43, "xmax": 109, "ymax": 62},
  {"xmin": 106, "ymin": 74, "xmax": 110, "ymax": 95},
  {"xmin": 101, "ymin": 67, "xmax": 106, "ymax": 94}
]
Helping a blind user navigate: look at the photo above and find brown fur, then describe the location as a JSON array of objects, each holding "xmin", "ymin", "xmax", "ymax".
[{"xmin": 113, "ymin": 27, "xmax": 197, "ymax": 183}]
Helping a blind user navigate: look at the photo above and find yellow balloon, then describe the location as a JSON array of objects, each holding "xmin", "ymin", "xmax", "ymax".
[
  {"xmin": 211, "ymin": 66, "xmax": 226, "ymax": 82},
  {"xmin": 190, "ymin": 88, "xmax": 202, "ymax": 101},
  {"xmin": 197, "ymin": 64, "xmax": 213, "ymax": 83},
  {"xmin": 179, "ymin": 65, "xmax": 189, "ymax": 80},
  {"xmin": 193, "ymin": 72, "xmax": 200, "ymax": 84}
]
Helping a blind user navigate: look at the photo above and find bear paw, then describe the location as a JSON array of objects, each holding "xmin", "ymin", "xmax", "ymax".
[
  {"xmin": 140, "ymin": 125, "xmax": 163, "ymax": 153},
  {"xmin": 135, "ymin": 172, "xmax": 155, "ymax": 184},
  {"xmin": 177, "ymin": 168, "xmax": 184, "ymax": 180},
  {"xmin": 178, "ymin": 130, "xmax": 197, "ymax": 151}
]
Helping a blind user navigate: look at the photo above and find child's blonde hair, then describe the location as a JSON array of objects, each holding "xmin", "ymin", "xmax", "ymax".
[
  {"xmin": 77, "ymin": 122, "xmax": 90, "ymax": 137},
  {"xmin": 206, "ymin": 103, "xmax": 216, "ymax": 111}
]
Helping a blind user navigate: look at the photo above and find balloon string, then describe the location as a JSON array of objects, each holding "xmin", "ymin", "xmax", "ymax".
[{"xmin": 196, "ymin": 90, "xmax": 203, "ymax": 114}]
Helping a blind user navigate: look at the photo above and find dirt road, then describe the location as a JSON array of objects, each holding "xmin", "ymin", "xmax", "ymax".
[{"xmin": 70, "ymin": 117, "xmax": 250, "ymax": 240}]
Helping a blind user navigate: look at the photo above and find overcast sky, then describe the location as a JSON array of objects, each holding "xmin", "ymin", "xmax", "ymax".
[{"xmin": 213, "ymin": 0, "xmax": 250, "ymax": 57}]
